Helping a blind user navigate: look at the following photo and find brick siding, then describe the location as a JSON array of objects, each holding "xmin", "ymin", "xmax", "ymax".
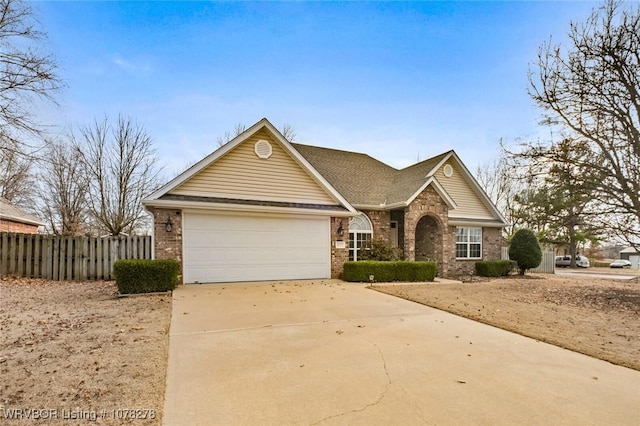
[
  {"xmin": 149, "ymin": 207, "xmax": 183, "ymax": 280},
  {"xmin": 363, "ymin": 210, "xmax": 391, "ymax": 244},
  {"xmin": 404, "ymin": 186, "xmax": 451, "ymax": 275},
  {"xmin": 331, "ymin": 217, "xmax": 349, "ymax": 279},
  {"xmin": 0, "ymin": 219, "xmax": 40, "ymax": 234}
]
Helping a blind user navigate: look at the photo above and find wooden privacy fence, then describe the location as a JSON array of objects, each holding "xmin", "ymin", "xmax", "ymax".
[
  {"xmin": 0, "ymin": 233, "xmax": 152, "ymax": 281},
  {"xmin": 501, "ymin": 247, "xmax": 556, "ymax": 274}
]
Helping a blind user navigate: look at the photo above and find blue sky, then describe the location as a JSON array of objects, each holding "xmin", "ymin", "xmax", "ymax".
[{"xmin": 35, "ymin": 1, "xmax": 599, "ymax": 177}]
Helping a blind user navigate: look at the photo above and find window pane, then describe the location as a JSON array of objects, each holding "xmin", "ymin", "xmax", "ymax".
[
  {"xmin": 456, "ymin": 228, "xmax": 467, "ymax": 242},
  {"xmin": 456, "ymin": 243, "xmax": 467, "ymax": 258},
  {"xmin": 470, "ymin": 244, "xmax": 481, "ymax": 258},
  {"xmin": 469, "ymin": 228, "xmax": 482, "ymax": 242}
]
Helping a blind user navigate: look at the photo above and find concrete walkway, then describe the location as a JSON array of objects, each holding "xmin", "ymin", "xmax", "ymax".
[{"xmin": 163, "ymin": 280, "xmax": 640, "ymax": 425}]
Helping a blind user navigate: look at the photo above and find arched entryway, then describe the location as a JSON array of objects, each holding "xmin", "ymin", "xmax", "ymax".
[{"xmin": 415, "ymin": 215, "xmax": 443, "ymax": 265}]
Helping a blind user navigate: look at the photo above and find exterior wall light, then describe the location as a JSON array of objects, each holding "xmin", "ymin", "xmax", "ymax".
[
  {"xmin": 337, "ymin": 220, "xmax": 344, "ymax": 236},
  {"xmin": 165, "ymin": 215, "xmax": 174, "ymax": 233}
]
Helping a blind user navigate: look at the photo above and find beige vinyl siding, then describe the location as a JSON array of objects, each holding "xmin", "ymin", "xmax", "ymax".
[
  {"xmin": 171, "ymin": 130, "xmax": 336, "ymax": 205},
  {"xmin": 435, "ymin": 162, "xmax": 495, "ymax": 219}
]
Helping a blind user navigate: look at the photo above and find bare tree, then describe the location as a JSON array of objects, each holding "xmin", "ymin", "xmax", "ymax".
[
  {"xmin": 529, "ymin": 0, "xmax": 640, "ymax": 247},
  {"xmin": 475, "ymin": 143, "xmax": 527, "ymax": 237},
  {"xmin": 216, "ymin": 122, "xmax": 297, "ymax": 147},
  {"xmin": 280, "ymin": 123, "xmax": 297, "ymax": 142},
  {"xmin": 75, "ymin": 115, "xmax": 162, "ymax": 236},
  {"xmin": 216, "ymin": 122, "xmax": 247, "ymax": 147},
  {"xmin": 0, "ymin": 0, "xmax": 62, "ymax": 146},
  {"xmin": 37, "ymin": 139, "xmax": 89, "ymax": 235},
  {"xmin": 0, "ymin": 134, "xmax": 33, "ymax": 206}
]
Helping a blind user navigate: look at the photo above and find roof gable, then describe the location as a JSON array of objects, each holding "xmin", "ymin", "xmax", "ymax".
[
  {"xmin": 432, "ymin": 152, "xmax": 508, "ymax": 224},
  {"xmin": 293, "ymin": 145, "xmax": 507, "ymax": 226},
  {"xmin": 144, "ymin": 119, "xmax": 355, "ymax": 214}
]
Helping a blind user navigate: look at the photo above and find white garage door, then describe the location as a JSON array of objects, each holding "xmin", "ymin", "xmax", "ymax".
[{"xmin": 182, "ymin": 211, "xmax": 331, "ymax": 283}]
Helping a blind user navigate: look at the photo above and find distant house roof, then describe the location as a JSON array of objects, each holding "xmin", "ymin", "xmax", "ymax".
[
  {"xmin": 620, "ymin": 246, "xmax": 639, "ymax": 254},
  {"xmin": 0, "ymin": 198, "xmax": 44, "ymax": 227}
]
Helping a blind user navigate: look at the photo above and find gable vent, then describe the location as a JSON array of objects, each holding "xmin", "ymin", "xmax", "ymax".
[
  {"xmin": 254, "ymin": 139, "xmax": 273, "ymax": 159},
  {"xmin": 443, "ymin": 164, "xmax": 454, "ymax": 177}
]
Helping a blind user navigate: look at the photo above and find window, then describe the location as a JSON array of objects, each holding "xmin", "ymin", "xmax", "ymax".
[
  {"xmin": 349, "ymin": 213, "xmax": 372, "ymax": 261},
  {"xmin": 456, "ymin": 227, "xmax": 482, "ymax": 259}
]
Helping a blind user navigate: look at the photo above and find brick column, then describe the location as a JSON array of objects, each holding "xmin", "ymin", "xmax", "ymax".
[
  {"xmin": 150, "ymin": 207, "xmax": 183, "ymax": 282},
  {"xmin": 403, "ymin": 186, "xmax": 450, "ymax": 275},
  {"xmin": 331, "ymin": 217, "xmax": 349, "ymax": 279}
]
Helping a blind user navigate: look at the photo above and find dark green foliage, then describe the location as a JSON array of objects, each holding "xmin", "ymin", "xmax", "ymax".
[
  {"xmin": 475, "ymin": 260, "xmax": 513, "ymax": 277},
  {"xmin": 343, "ymin": 261, "xmax": 437, "ymax": 282},
  {"xmin": 359, "ymin": 238, "xmax": 402, "ymax": 261},
  {"xmin": 508, "ymin": 229, "xmax": 542, "ymax": 275},
  {"xmin": 114, "ymin": 259, "xmax": 179, "ymax": 294}
]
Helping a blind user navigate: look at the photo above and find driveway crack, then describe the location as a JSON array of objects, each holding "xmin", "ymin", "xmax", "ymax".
[{"xmin": 311, "ymin": 334, "xmax": 392, "ymax": 425}]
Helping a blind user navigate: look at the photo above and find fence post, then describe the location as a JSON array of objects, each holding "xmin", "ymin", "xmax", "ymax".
[{"xmin": 0, "ymin": 232, "xmax": 8, "ymax": 277}]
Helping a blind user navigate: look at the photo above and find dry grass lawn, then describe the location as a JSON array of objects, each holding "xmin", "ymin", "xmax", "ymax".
[
  {"xmin": 375, "ymin": 272, "xmax": 640, "ymax": 371},
  {"xmin": 0, "ymin": 278, "xmax": 171, "ymax": 425}
]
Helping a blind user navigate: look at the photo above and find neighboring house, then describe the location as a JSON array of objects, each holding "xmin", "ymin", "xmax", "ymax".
[
  {"xmin": 619, "ymin": 246, "xmax": 639, "ymax": 260},
  {"xmin": 143, "ymin": 118, "xmax": 508, "ymax": 284},
  {"xmin": 0, "ymin": 197, "xmax": 44, "ymax": 234}
]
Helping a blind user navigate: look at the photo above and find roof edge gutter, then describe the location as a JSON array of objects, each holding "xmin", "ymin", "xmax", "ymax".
[
  {"xmin": 352, "ymin": 202, "xmax": 408, "ymax": 211},
  {"xmin": 143, "ymin": 199, "xmax": 356, "ymax": 217}
]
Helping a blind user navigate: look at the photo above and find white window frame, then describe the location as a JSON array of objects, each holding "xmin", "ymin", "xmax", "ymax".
[
  {"xmin": 456, "ymin": 227, "xmax": 482, "ymax": 259},
  {"xmin": 349, "ymin": 213, "xmax": 373, "ymax": 261}
]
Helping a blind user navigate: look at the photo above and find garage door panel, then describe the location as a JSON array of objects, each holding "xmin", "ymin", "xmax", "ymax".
[{"xmin": 183, "ymin": 212, "xmax": 330, "ymax": 283}]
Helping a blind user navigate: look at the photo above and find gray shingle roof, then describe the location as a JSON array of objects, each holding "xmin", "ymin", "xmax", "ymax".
[
  {"xmin": 292, "ymin": 143, "xmax": 451, "ymax": 207},
  {"xmin": 0, "ymin": 197, "xmax": 44, "ymax": 226}
]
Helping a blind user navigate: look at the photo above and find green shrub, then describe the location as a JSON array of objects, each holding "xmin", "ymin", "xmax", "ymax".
[
  {"xmin": 342, "ymin": 261, "xmax": 394, "ymax": 282},
  {"xmin": 508, "ymin": 229, "xmax": 542, "ymax": 275},
  {"xmin": 359, "ymin": 238, "xmax": 402, "ymax": 261},
  {"xmin": 475, "ymin": 260, "xmax": 513, "ymax": 277},
  {"xmin": 113, "ymin": 259, "xmax": 179, "ymax": 294},
  {"xmin": 343, "ymin": 261, "xmax": 437, "ymax": 282}
]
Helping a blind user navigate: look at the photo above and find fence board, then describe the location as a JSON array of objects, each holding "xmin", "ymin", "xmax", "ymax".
[
  {"xmin": 0, "ymin": 233, "xmax": 152, "ymax": 281},
  {"xmin": 501, "ymin": 247, "xmax": 555, "ymax": 274},
  {"xmin": 0, "ymin": 233, "xmax": 7, "ymax": 275}
]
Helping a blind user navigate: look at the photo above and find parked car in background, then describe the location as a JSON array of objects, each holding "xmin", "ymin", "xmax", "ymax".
[
  {"xmin": 555, "ymin": 255, "xmax": 590, "ymax": 268},
  {"xmin": 609, "ymin": 259, "xmax": 632, "ymax": 268}
]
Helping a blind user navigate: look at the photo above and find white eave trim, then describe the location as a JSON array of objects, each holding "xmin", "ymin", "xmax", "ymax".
[
  {"xmin": 426, "ymin": 151, "xmax": 455, "ymax": 178},
  {"xmin": 406, "ymin": 176, "xmax": 457, "ymax": 209},
  {"xmin": 352, "ymin": 202, "xmax": 407, "ymax": 211},
  {"xmin": 448, "ymin": 217, "xmax": 507, "ymax": 228},
  {"xmin": 143, "ymin": 198, "xmax": 356, "ymax": 217},
  {"xmin": 0, "ymin": 214, "xmax": 45, "ymax": 227}
]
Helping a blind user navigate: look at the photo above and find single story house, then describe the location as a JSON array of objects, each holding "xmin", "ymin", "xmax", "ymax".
[
  {"xmin": 619, "ymin": 247, "xmax": 640, "ymax": 268},
  {"xmin": 143, "ymin": 118, "xmax": 508, "ymax": 284},
  {"xmin": 0, "ymin": 197, "xmax": 44, "ymax": 234}
]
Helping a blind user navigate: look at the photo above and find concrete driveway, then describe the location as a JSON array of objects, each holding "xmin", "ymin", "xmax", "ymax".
[{"xmin": 163, "ymin": 280, "xmax": 640, "ymax": 425}]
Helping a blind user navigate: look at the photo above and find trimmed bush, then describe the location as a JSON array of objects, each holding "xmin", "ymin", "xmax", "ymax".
[
  {"xmin": 114, "ymin": 259, "xmax": 179, "ymax": 294},
  {"xmin": 475, "ymin": 260, "xmax": 513, "ymax": 277},
  {"xmin": 343, "ymin": 261, "xmax": 437, "ymax": 282},
  {"xmin": 359, "ymin": 238, "xmax": 402, "ymax": 261},
  {"xmin": 509, "ymin": 229, "xmax": 542, "ymax": 275}
]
